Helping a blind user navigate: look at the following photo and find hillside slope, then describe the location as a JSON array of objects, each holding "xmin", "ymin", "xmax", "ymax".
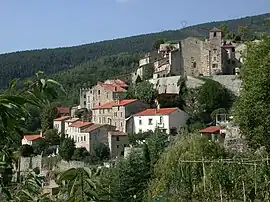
[{"xmin": 0, "ymin": 13, "xmax": 269, "ymax": 89}]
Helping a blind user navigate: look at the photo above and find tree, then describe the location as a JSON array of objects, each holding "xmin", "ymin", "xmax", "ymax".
[
  {"xmin": 237, "ymin": 26, "xmax": 249, "ymax": 41},
  {"xmin": 197, "ymin": 79, "xmax": 234, "ymax": 123},
  {"xmin": 44, "ymin": 129, "xmax": 60, "ymax": 145},
  {"xmin": 153, "ymin": 39, "xmax": 165, "ymax": 50},
  {"xmin": 72, "ymin": 147, "xmax": 91, "ymax": 161},
  {"xmin": 32, "ymin": 138, "xmax": 49, "ymax": 155},
  {"xmin": 219, "ymin": 24, "xmax": 230, "ymax": 38},
  {"xmin": 176, "ymin": 76, "xmax": 188, "ymax": 110},
  {"xmin": 94, "ymin": 143, "xmax": 110, "ymax": 162},
  {"xmin": 20, "ymin": 144, "xmax": 34, "ymax": 157},
  {"xmin": 58, "ymin": 167, "xmax": 100, "ymax": 201},
  {"xmin": 59, "ymin": 137, "xmax": 76, "ymax": 161},
  {"xmin": 235, "ymin": 37, "xmax": 270, "ymax": 151},
  {"xmin": 40, "ymin": 103, "xmax": 59, "ymax": 132},
  {"xmin": 134, "ymin": 81, "xmax": 157, "ymax": 105},
  {"xmin": 142, "ymin": 64, "xmax": 154, "ymax": 80}
]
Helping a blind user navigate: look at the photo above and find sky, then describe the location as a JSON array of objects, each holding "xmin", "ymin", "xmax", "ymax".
[{"xmin": 0, "ymin": 0, "xmax": 269, "ymax": 53}]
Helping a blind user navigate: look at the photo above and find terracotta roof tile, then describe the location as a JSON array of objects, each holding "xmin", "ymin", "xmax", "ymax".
[
  {"xmin": 199, "ymin": 126, "xmax": 224, "ymax": 133},
  {"xmin": 69, "ymin": 121, "xmax": 92, "ymax": 128},
  {"xmin": 81, "ymin": 124, "xmax": 104, "ymax": 133},
  {"xmin": 109, "ymin": 130, "xmax": 126, "ymax": 136},
  {"xmin": 54, "ymin": 116, "xmax": 70, "ymax": 121},
  {"xmin": 97, "ymin": 83, "xmax": 126, "ymax": 93},
  {"xmin": 23, "ymin": 135, "xmax": 43, "ymax": 141},
  {"xmin": 104, "ymin": 79, "xmax": 128, "ymax": 87},
  {"xmin": 65, "ymin": 118, "xmax": 80, "ymax": 123},
  {"xmin": 93, "ymin": 99, "xmax": 138, "ymax": 109},
  {"xmin": 135, "ymin": 108, "xmax": 178, "ymax": 116},
  {"xmin": 57, "ymin": 107, "xmax": 70, "ymax": 114}
]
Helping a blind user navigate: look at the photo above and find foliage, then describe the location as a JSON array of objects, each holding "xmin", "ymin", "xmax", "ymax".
[
  {"xmin": 94, "ymin": 143, "xmax": 110, "ymax": 162},
  {"xmin": 20, "ymin": 144, "xmax": 34, "ymax": 157},
  {"xmin": 197, "ymin": 79, "xmax": 234, "ymax": 123},
  {"xmin": 32, "ymin": 138, "xmax": 49, "ymax": 156},
  {"xmin": 40, "ymin": 103, "xmax": 59, "ymax": 132},
  {"xmin": 153, "ymin": 39, "xmax": 166, "ymax": 50},
  {"xmin": 57, "ymin": 167, "xmax": 100, "ymax": 201},
  {"xmin": 142, "ymin": 64, "xmax": 154, "ymax": 80},
  {"xmin": 235, "ymin": 36, "xmax": 270, "ymax": 151},
  {"xmin": 59, "ymin": 137, "xmax": 75, "ymax": 161},
  {"xmin": 128, "ymin": 131, "xmax": 151, "ymax": 146},
  {"xmin": 133, "ymin": 81, "xmax": 157, "ymax": 105},
  {"xmin": 99, "ymin": 152, "xmax": 151, "ymax": 202},
  {"xmin": 71, "ymin": 147, "xmax": 91, "ymax": 162},
  {"xmin": 44, "ymin": 129, "xmax": 60, "ymax": 146}
]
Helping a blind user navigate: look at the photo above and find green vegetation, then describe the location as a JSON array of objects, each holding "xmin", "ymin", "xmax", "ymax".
[{"xmin": 59, "ymin": 137, "xmax": 76, "ymax": 161}]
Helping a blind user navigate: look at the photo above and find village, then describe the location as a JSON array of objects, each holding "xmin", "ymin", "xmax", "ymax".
[{"xmin": 21, "ymin": 27, "xmax": 249, "ymax": 162}]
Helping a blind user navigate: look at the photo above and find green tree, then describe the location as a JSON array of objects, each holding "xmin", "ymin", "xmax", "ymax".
[
  {"xmin": 94, "ymin": 143, "xmax": 110, "ymax": 162},
  {"xmin": 235, "ymin": 37, "xmax": 270, "ymax": 150},
  {"xmin": 58, "ymin": 167, "xmax": 100, "ymax": 201},
  {"xmin": 20, "ymin": 144, "xmax": 34, "ymax": 157},
  {"xmin": 32, "ymin": 138, "xmax": 49, "ymax": 155},
  {"xmin": 134, "ymin": 81, "xmax": 157, "ymax": 105},
  {"xmin": 72, "ymin": 147, "xmax": 91, "ymax": 161},
  {"xmin": 40, "ymin": 103, "xmax": 59, "ymax": 132},
  {"xmin": 59, "ymin": 137, "xmax": 76, "ymax": 161},
  {"xmin": 153, "ymin": 39, "xmax": 165, "ymax": 50},
  {"xmin": 219, "ymin": 24, "xmax": 230, "ymax": 38},
  {"xmin": 198, "ymin": 79, "xmax": 234, "ymax": 123},
  {"xmin": 44, "ymin": 129, "xmax": 60, "ymax": 145}
]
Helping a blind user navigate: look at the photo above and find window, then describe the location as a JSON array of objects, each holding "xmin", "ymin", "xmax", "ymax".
[
  {"xmin": 212, "ymin": 64, "xmax": 218, "ymax": 69},
  {"xmin": 118, "ymin": 106, "xmax": 120, "ymax": 111},
  {"xmin": 116, "ymin": 137, "xmax": 119, "ymax": 141},
  {"xmin": 84, "ymin": 101, "xmax": 86, "ymax": 106},
  {"xmin": 106, "ymin": 92, "xmax": 109, "ymax": 98},
  {"xmin": 139, "ymin": 119, "xmax": 142, "ymax": 125},
  {"xmin": 120, "ymin": 112, "xmax": 123, "ymax": 117},
  {"xmin": 170, "ymin": 128, "xmax": 178, "ymax": 136},
  {"xmin": 117, "ymin": 145, "xmax": 119, "ymax": 148},
  {"xmin": 84, "ymin": 136, "xmax": 86, "ymax": 141},
  {"xmin": 83, "ymin": 94, "xmax": 86, "ymax": 99},
  {"xmin": 81, "ymin": 136, "xmax": 83, "ymax": 141},
  {"xmin": 232, "ymin": 47, "xmax": 235, "ymax": 52},
  {"xmin": 228, "ymin": 60, "xmax": 231, "ymax": 64},
  {"xmin": 159, "ymin": 116, "xmax": 163, "ymax": 123},
  {"xmin": 90, "ymin": 90, "xmax": 92, "ymax": 94},
  {"xmin": 98, "ymin": 90, "xmax": 100, "ymax": 95},
  {"xmin": 124, "ymin": 144, "xmax": 127, "ymax": 147},
  {"xmin": 213, "ymin": 57, "xmax": 216, "ymax": 61},
  {"xmin": 232, "ymin": 60, "xmax": 235, "ymax": 64},
  {"xmin": 120, "ymin": 122, "xmax": 123, "ymax": 127},
  {"xmin": 213, "ymin": 32, "xmax": 217, "ymax": 37},
  {"xmin": 193, "ymin": 62, "xmax": 196, "ymax": 68},
  {"xmin": 114, "ymin": 112, "xmax": 117, "ymax": 117},
  {"xmin": 148, "ymin": 118, "xmax": 153, "ymax": 125},
  {"xmin": 99, "ymin": 117, "xmax": 101, "ymax": 123},
  {"xmin": 102, "ymin": 117, "xmax": 105, "ymax": 123}
]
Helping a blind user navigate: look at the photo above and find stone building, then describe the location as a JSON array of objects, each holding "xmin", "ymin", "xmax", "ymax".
[
  {"xmin": 108, "ymin": 131, "xmax": 129, "ymax": 157},
  {"xmin": 91, "ymin": 99, "xmax": 149, "ymax": 133},
  {"xmin": 79, "ymin": 79, "xmax": 128, "ymax": 110}
]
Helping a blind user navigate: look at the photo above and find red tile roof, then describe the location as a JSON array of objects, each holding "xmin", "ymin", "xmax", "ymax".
[
  {"xmin": 100, "ymin": 83, "xmax": 127, "ymax": 92},
  {"xmin": 54, "ymin": 116, "xmax": 70, "ymax": 121},
  {"xmin": 93, "ymin": 99, "xmax": 138, "ymax": 109},
  {"xmin": 69, "ymin": 121, "xmax": 92, "ymax": 128},
  {"xmin": 135, "ymin": 108, "xmax": 178, "ymax": 116},
  {"xmin": 65, "ymin": 118, "xmax": 79, "ymax": 123},
  {"xmin": 57, "ymin": 107, "xmax": 70, "ymax": 114},
  {"xmin": 199, "ymin": 126, "xmax": 224, "ymax": 133},
  {"xmin": 81, "ymin": 124, "xmax": 104, "ymax": 133},
  {"xmin": 104, "ymin": 79, "xmax": 128, "ymax": 87},
  {"xmin": 23, "ymin": 135, "xmax": 43, "ymax": 141}
]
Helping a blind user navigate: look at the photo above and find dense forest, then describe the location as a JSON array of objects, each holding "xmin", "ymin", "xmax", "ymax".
[{"xmin": 0, "ymin": 13, "xmax": 269, "ymax": 105}]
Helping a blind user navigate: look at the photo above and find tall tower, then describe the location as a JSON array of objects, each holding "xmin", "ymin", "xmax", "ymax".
[{"xmin": 209, "ymin": 27, "xmax": 222, "ymax": 46}]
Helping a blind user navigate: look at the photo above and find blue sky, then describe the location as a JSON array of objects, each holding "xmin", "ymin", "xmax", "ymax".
[{"xmin": 0, "ymin": 0, "xmax": 269, "ymax": 53}]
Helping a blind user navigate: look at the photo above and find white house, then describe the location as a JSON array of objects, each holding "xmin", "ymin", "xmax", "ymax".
[
  {"xmin": 53, "ymin": 116, "xmax": 70, "ymax": 134},
  {"xmin": 64, "ymin": 117, "xmax": 80, "ymax": 135},
  {"xmin": 22, "ymin": 134, "xmax": 44, "ymax": 146},
  {"xmin": 133, "ymin": 107, "xmax": 189, "ymax": 135}
]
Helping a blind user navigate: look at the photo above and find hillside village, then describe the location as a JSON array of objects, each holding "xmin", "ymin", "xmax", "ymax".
[
  {"xmin": 21, "ymin": 27, "xmax": 249, "ymax": 160},
  {"xmin": 2, "ymin": 13, "xmax": 270, "ymax": 200}
]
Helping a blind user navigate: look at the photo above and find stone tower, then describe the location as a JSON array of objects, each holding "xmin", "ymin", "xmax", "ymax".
[{"xmin": 209, "ymin": 27, "xmax": 222, "ymax": 46}]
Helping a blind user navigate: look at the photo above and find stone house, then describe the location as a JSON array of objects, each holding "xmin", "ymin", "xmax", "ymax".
[
  {"xmin": 79, "ymin": 79, "xmax": 128, "ymax": 110},
  {"xmin": 133, "ymin": 107, "xmax": 189, "ymax": 135},
  {"xmin": 108, "ymin": 131, "xmax": 129, "ymax": 157},
  {"xmin": 80, "ymin": 124, "xmax": 116, "ymax": 153},
  {"xmin": 92, "ymin": 99, "xmax": 149, "ymax": 133}
]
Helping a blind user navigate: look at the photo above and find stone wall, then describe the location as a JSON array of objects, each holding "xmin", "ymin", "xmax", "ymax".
[
  {"xmin": 149, "ymin": 75, "xmax": 241, "ymax": 95},
  {"xmin": 20, "ymin": 155, "xmax": 42, "ymax": 172}
]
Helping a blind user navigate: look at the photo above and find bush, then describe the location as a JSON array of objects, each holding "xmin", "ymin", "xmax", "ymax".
[
  {"xmin": 72, "ymin": 147, "xmax": 90, "ymax": 161},
  {"xmin": 20, "ymin": 144, "xmax": 34, "ymax": 157},
  {"xmin": 59, "ymin": 137, "xmax": 75, "ymax": 161},
  {"xmin": 94, "ymin": 143, "xmax": 110, "ymax": 162}
]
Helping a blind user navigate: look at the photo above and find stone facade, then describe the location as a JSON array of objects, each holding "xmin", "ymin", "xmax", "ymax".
[
  {"xmin": 80, "ymin": 79, "xmax": 128, "ymax": 110},
  {"xmin": 92, "ymin": 99, "xmax": 149, "ymax": 133},
  {"xmin": 108, "ymin": 131, "xmax": 129, "ymax": 157}
]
